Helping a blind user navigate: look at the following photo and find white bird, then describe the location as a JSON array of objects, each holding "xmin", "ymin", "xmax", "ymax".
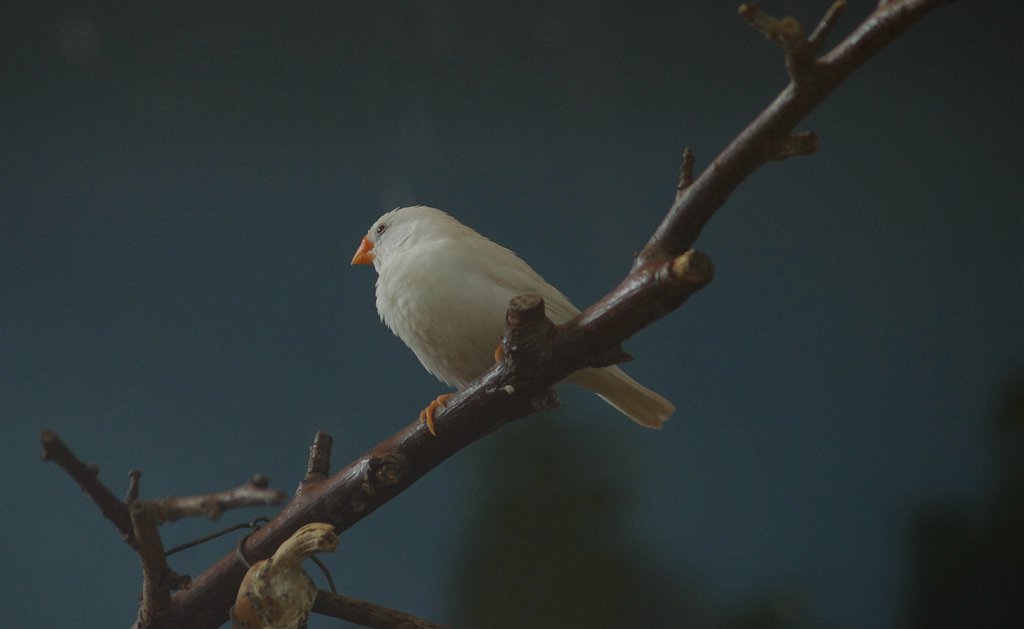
[{"xmin": 351, "ymin": 205, "xmax": 675, "ymax": 435}]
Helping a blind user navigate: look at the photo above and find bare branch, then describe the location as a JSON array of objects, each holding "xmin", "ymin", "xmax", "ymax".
[
  {"xmin": 126, "ymin": 469, "xmax": 142, "ymax": 503},
  {"xmin": 641, "ymin": 0, "xmax": 953, "ymax": 264},
  {"xmin": 130, "ymin": 476, "xmax": 285, "ymax": 628},
  {"xmin": 738, "ymin": 1, "xmax": 847, "ymax": 84},
  {"xmin": 313, "ymin": 591, "xmax": 447, "ymax": 629},
  {"xmin": 807, "ymin": 1, "xmax": 848, "ymax": 52},
  {"xmin": 144, "ymin": 476, "xmax": 285, "ymax": 525},
  {"xmin": 132, "ymin": 501, "xmax": 179, "ymax": 627},
  {"xmin": 48, "ymin": 2, "xmax": 955, "ymax": 627},
  {"xmin": 41, "ymin": 430, "xmax": 288, "ymax": 628},
  {"xmin": 169, "ymin": 1, "xmax": 953, "ymax": 623},
  {"xmin": 39, "ymin": 430, "xmax": 134, "ymax": 544},
  {"xmin": 166, "ymin": 251, "xmax": 708, "ymax": 628}
]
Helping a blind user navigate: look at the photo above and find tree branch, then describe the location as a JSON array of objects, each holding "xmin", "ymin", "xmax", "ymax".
[
  {"xmin": 128, "ymin": 476, "xmax": 284, "ymax": 626},
  {"xmin": 132, "ymin": 499, "xmax": 179, "ymax": 627},
  {"xmin": 47, "ymin": 2, "xmax": 954, "ymax": 626},
  {"xmin": 39, "ymin": 430, "xmax": 134, "ymax": 544},
  {"xmin": 166, "ymin": 3, "xmax": 950, "ymax": 625},
  {"xmin": 143, "ymin": 476, "xmax": 284, "ymax": 525},
  {"xmin": 313, "ymin": 591, "xmax": 447, "ymax": 629},
  {"xmin": 639, "ymin": 0, "xmax": 953, "ymax": 265},
  {"xmin": 39, "ymin": 429, "xmax": 288, "ymax": 628}
]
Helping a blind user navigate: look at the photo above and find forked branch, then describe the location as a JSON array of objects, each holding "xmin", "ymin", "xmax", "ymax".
[
  {"xmin": 167, "ymin": 5, "xmax": 950, "ymax": 628},
  {"xmin": 170, "ymin": 3, "xmax": 955, "ymax": 627},
  {"xmin": 39, "ymin": 431, "xmax": 286, "ymax": 628},
  {"xmin": 641, "ymin": 0, "xmax": 952, "ymax": 263},
  {"xmin": 40, "ymin": 430, "xmax": 134, "ymax": 543},
  {"xmin": 44, "ymin": 2, "xmax": 954, "ymax": 627}
]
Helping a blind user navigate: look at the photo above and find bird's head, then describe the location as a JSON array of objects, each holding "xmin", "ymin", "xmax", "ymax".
[{"xmin": 351, "ymin": 205, "xmax": 465, "ymax": 271}]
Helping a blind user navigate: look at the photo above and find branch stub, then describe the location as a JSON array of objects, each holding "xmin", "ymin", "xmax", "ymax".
[
  {"xmin": 303, "ymin": 431, "xmax": 334, "ymax": 483},
  {"xmin": 506, "ymin": 294, "xmax": 546, "ymax": 327},
  {"xmin": 670, "ymin": 250, "xmax": 715, "ymax": 287}
]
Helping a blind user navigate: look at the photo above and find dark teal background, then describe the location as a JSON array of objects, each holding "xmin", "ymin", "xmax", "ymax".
[{"xmin": 3, "ymin": 1, "xmax": 1021, "ymax": 627}]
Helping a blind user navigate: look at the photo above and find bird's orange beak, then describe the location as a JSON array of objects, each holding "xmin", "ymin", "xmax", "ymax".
[{"xmin": 351, "ymin": 236, "xmax": 374, "ymax": 265}]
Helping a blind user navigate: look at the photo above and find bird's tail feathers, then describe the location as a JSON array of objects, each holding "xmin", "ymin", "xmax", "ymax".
[{"xmin": 571, "ymin": 366, "xmax": 675, "ymax": 428}]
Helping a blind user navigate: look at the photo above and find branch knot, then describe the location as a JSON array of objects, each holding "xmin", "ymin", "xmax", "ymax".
[
  {"xmin": 669, "ymin": 250, "xmax": 715, "ymax": 288},
  {"xmin": 367, "ymin": 453, "xmax": 408, "ymax": 489}
]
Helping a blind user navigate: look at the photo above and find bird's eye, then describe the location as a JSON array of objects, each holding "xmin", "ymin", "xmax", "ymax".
[{"xmin": 375, "ymin": 223, "xmax": 388, "ymax": 236}]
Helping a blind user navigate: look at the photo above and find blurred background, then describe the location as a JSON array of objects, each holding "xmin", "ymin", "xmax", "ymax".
[{"xmin": 2, "ymin": 1, "xmax": 1021, "ymax": 627}]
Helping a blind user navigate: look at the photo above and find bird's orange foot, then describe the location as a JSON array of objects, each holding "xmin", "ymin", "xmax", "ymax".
[
  {"xmin": 494, "ymin": 343, "xmax": 504, "ymax": 363},
  {"xmin": 418, "ymin": 393, "xmax": 453, "ymax": 436}
]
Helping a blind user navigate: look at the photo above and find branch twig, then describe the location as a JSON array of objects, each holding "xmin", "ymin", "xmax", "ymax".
[
  {"xmin": 739, "ymin": 1, "xmax": 847, "ymax": 85},
  {"xmin": 303, "ymin": 431, "xmax": 334, "ymax": 484},
  {"xmin": 640, "ymin": 0, "xmax": 951, "ymax": 264},
  {"xmin": 143, "ymin": 476, "xmax": 284, "ymax": 525},
  {"xmin": 675, "ymin": 148, "xmax": 696, "ymax": 202},
  {"xmin": 39, "ymin": 430, "xmax": 289, "ymax": 629},
  {"xmin": 806, "ymin": 1, "xmax": 847, "ymax": 52},
  {"xmin": 39, "ymin": 430, "xmax": 134, "ymax": 544}
]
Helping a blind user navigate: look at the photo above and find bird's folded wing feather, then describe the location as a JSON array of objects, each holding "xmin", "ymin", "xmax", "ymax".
[{"xmin": 470, "ymin": 238, "xmax": 581, "ymax": 325}]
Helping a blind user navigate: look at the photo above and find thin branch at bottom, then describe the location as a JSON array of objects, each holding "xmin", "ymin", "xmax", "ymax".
[{"xmin": 313, "ymin": 591, "xmax": 447, "ymax": 629}]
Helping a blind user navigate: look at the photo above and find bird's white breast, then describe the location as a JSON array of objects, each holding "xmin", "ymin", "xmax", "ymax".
[{"xmin": 375, "ymin": 239, "xmax": 514, "ymax": 388}]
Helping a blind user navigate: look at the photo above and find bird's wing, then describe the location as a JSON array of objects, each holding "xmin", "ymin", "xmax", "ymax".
[{"xmin": 467, "ymin": 238, "xmax": 581, "ymax": 325}]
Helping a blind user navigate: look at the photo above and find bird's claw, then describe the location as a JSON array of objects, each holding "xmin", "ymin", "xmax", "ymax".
[{"xmin": 418, "ymin": 393, "xmax": 453, "ymax": 436}]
